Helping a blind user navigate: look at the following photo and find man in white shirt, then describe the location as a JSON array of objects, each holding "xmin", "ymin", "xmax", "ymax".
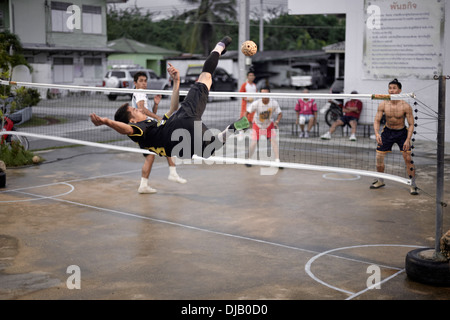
[
  {"xmin": 243, "ymin": 87, "xmax": 282, "ymax": 167},
  {"xmin": 132, "ymin": 71, "xmax": 186, "ymax": 194}
]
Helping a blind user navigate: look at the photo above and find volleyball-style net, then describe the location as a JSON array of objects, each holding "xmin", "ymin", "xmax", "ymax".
[{"xmin": 1, "ymin": 79, "xmax": 423, "ymax": 185}]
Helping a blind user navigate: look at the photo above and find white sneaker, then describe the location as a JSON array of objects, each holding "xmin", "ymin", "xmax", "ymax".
[
  {"xmin": 349, "ymin": 134, "xmax": 356, "ymax": 141},
  {"xmin": 138, "ymin": 185, "xmax": 157, "ymax": 194},
  {"xmin": 168, "ymin": 173, "xmax": 187, "ymax": 184},
  {"xmin": 298, "ymin": 131, "xmax": 304, "ymax": 138},
  {"xmin": 304, "ymin": 131, "xmax": 309, "ymax": 138},
  {"xmin": 321, "ymin": 132, "xmax": 331, "ymax": 140}
]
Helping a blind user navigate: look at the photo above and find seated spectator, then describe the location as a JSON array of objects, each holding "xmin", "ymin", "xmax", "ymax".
[
  {"xmin": 321, "ymin": 91, "xmax": 363, "ymax": 141},
  {"xmin": 295, "ymin": 89, "xmax": 317, "ymax": 138}
]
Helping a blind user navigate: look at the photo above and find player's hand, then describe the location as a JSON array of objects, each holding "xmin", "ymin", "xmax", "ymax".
[
  {"xmin": 403, "ymin": 140, "xmax": 411, "ymax": 152},
  {"xmin": 90, "ymin": 113, "xmax": 106, "ymax": 126},
  {"xmin": 154, "ymin": 94, "xmax": 162, "ymax": 105},
  {"xmin": 376, "ymin": 133, "xmax": 382, "ymax": 145},
  {"xmin": 167, "ymin": 63, "xmax": 180, "ymax": 82}
]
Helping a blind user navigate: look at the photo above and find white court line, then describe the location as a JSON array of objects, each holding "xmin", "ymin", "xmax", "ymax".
[
  {"xmin": 346, "ymin": 269, "xmax": 406, "ymax": 300},
  {"xmin": 0, "ymin": 182, "xmax": 75, "ymax": 203},
  {"xmin": 305, "ymin": 244, "xmax": 425, "ymax": 299},
  {"xmin": 0, "ymin": 165, "xmax": 165, "ymax": 199},
  {"xmin": 1, "ymin": 163, "xmax": 422, "ymax": 299}
]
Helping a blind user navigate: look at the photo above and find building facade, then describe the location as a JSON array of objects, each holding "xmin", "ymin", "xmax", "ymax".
[{"xmin": 1, "ymin": 0, "xmax": 126, "ymax": 86}]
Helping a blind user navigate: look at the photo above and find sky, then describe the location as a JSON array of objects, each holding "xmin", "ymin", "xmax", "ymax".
[{"xmin": 108, "ymin": 0, "xmax": 289, "ymax": 20}]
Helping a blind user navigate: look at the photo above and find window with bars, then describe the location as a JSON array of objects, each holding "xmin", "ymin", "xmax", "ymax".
[
  {"xmin": 53, "ymin": 57, "xmax": 73, "ymax": 83},
  {"xmin": 51, "ymin": 1, "xmax": 73, "ymax": 33},
  {"xmin": 82, "ymin": 5, "xmax": 102, "ymax": 34}
]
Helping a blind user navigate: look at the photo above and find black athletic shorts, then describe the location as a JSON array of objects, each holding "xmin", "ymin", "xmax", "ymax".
[
  {"xmin": 177, "ymin": 82, "xmax": 209, "ymax": 120},
  {"xmin": 171, "ymin": 82, "xmax": 220, "ymax": 158},
  {"xmin": 377, "ymin": 126, "xmax": 410, "ymax": 153}
]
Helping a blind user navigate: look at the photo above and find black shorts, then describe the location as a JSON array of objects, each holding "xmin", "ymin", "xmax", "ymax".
[
  {"xmin": 377, "ymin": 126, "xmax": 410, "ymax": 153},
  {"xmin": 171, "ymin": 82, "xmax": 220, "ymax": 158},
  {"xmin": 340, "ymin": 115, "xmax": 358, "ymax": 126},
  {"xmin": 177, "ymin": 82, "xmax": 209, "ymax": 120}
]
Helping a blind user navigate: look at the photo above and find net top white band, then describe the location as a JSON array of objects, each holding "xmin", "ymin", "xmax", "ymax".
[{"xmin": 0, "ymin": 80, "xmax": 416, "ymax": 100}]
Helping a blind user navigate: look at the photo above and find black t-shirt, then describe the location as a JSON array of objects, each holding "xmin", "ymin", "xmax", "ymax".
[{"xmin": 128, "ymin": 114, "xmax": 175, "ymax": 157}]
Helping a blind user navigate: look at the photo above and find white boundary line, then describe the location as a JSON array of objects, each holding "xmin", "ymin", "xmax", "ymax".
[
  {"xmin": 0, "ymin": 182, "xmax": 75, "ymax": 203},
  {"xmin": 304, "ymin": 244, "xmax": 425, "ymax": 299},
  {"xmin": 322, "ymin": 173, "xmax": 361, "ymax": 181}
]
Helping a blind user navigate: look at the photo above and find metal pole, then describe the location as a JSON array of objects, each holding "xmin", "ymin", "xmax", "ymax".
[
  {"xmin": 238, "ymin": 0, "xmax": 250, "ymax": 89},
  {"xmin": 259, "ymin": 0, "xmax": 264, "ymax": 52},
  {"xmin": 434, "ymin": 75, "xmax": 446, "ymax": 258}
]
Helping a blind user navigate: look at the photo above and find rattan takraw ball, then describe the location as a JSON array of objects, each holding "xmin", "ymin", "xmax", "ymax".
[{"xmin": 241, "ymin": 40, "xmax": 257, "ymax": 56}]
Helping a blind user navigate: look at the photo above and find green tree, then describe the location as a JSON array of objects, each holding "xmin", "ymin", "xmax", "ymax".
[
  {"xmin": 251, "ymin": 13, "xmax": 345, "ymax": 51},
  {"xmin": 106, "ymin": 5, "xmax": 344, "ymax": 54},
  {"xmin": 0, "ymin": 31, "xmax": 30, "ymax": 79},
  {"xmin": 107, "ymin": 6, "xmax": 157, "ymax": 43},
  {"xmin": 178, "ymin": 0, "xmax": 237, "ymax": 56}
]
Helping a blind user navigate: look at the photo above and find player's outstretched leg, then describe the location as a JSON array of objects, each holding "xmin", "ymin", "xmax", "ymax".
[
  {"xmin": 200, "ymin": 36, "xmax": 232, "ymax": 87},
  {"xmin": 229, "ymin": 116, "xmax": 250, "ymax": 132},
  {"xmin": 216, "ymin": 117, "xmax": 250, "ymax": 145},
  {"xmin": 217, "ymin": 36, "xmax": 232, "ymax": 55},
  {"xmin": 201, "ymin": 116, "xmax": 250, "ymax": 159}
]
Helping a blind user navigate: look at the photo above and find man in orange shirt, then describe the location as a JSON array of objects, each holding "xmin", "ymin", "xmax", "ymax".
[{"xmin": 239, "ymin": 71, "xmax": 257, "ymax": 123}]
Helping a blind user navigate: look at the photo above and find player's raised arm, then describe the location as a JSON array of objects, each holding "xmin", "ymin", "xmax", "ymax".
[{"xmin": 167, "ymin": 63, "xmax": 180, "ymax": 117}]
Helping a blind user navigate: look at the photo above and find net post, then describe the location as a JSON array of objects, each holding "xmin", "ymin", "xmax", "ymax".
[
  {"xmin": 404, "ymin": 75, "xmax": 450, "ymax": 287},
  {"xmin": 434, "ymin": 75, "xmax": 448, "ymax": 260}
]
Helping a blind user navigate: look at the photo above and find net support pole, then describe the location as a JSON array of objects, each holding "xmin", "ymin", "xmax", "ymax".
[
  {"xmin": 434, "ymin": 75, "xmax": 448, "ymax": 259},
  {"xmin": 404, "ymin": 75, "xmax": 450, "ymax": 287},
  {"xmin": 238, "ymin": 0, "xmax": 250, "ymax": 89}
]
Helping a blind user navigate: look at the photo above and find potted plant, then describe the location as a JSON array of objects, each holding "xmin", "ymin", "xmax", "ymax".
[{"xmin": 1, "ymin": 32, "xmax": 37, "ymax": 125}]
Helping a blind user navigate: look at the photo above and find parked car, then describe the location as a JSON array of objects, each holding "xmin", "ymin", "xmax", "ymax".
[
  {"xmin": 290, "ymin": 62, "xmax": 326, "ymax": 89},
  {"xmin": 102, "ymin": 66, "xmax": 171, "ymax": 101},
  {"xmin": 179, "ymin": 64, "xmax": 237, "ymax": 100}
]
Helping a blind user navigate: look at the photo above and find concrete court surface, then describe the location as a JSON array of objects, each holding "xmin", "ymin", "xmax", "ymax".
[{"xmin": 0, "ymin": 144, "xmax": 449, "ymax": 301}]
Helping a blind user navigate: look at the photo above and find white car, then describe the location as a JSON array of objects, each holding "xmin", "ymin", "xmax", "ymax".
[
  {"xmin": 102, "ymin": 67, "xmax": 171, "ymax": 101},
  {"xmin": 290, "ymin": 62, "xmax": 326, "ymax": 89}
]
